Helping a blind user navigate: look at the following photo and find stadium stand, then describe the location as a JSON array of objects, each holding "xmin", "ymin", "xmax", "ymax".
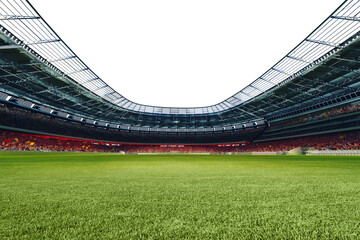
[
  {"xmin": 1, "ymin": 0, "xmax": 360, "ymax": 154},
  {"xmin": 268, "ymin": 101, "xmax": 360, "ymax": 130},
  {"xmin": 2, "ymin": 128, "xmax": 360, "ymax": 154},
  {"xmin": 0, "ymin": 103, "xmax": 265, "ymax": 144},
  {"xmin": 0, "ymin": 130, "xmax": 123, "ymax": 152}
]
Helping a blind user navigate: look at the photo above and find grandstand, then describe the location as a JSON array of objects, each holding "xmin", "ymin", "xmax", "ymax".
[{"xmin": 0, "ymin": 0, "xmax": 360, "ymax": 153}]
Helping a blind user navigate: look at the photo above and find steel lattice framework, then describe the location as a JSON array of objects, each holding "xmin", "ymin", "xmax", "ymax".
[{"xmin": 0, "ymin": 0, "xmax": 360, "ymax": 131}]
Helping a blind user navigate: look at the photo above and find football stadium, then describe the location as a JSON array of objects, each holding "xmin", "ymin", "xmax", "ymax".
[{"xmin": 1, "ymin": 0, "xmax": 360, "ymax": 238}]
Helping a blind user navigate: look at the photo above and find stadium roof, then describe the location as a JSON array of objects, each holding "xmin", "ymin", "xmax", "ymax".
[
  {"xmin": 0, "ymin": 0, "xmax": 358, "ymax": 115},
  {"xmin": 0, "ymin": 0, "xmax": 360, "ymax": 130}
]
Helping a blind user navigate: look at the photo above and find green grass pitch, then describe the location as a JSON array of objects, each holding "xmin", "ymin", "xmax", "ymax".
[{"xmin": 1, "ymin": 152, "xmax": 360, "ymax": 239}]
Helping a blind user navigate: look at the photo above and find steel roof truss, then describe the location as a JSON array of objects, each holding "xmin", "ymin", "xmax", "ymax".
[{"xmin": 331, "ymin": 15, "xmax": 360, "ymax": 22}]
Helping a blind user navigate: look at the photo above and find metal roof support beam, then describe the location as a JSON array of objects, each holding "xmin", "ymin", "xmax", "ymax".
[
  {"xmin": 0, "ymin": 15, "xmax": 40, "ymax": 21},
  {"xmin": 94, "ymin": 85, "xmax": 108, "ymax": 92},
  {"xmin": 259, "ymin": 77, "xmax": 276, "ymax": 86},
  {"xmin": 71, "ymin": 99, "xmax": 98, "ymax": 109},
  {"xmin": 248, "ymin": 85, "xmax": 262, "ymax": 92},
  {"xmin": 272, "ymin": 94, "xmax": 295, "ymax": 103},
  {"xmin": 0, "ymin": 76, "xmax": 28, "ymax": 85},
  {"xmin": 231, "ymin": 95, "xmax": 243, "ymax": 103},
  {"xmin": 92, "ymin": 106, "xmax": 118, "ymax": 119},
  {"xmin": 0, "ymin": 45, "xmax": 22, "ymax": 50},
  {"xmin": 115, "ymin": 98, "xmax": 129, "ymax": 106},
  {"xmin": 0, "ymin": 74, "xmax": 38, "ymax": 95},
  {"xmin": 0, "ymin": 67, "xmax": 38, "ymax": 79},
  {"xmin": 265, "ymin": 99, "xmax": 288, "ymax": 110},
  {"xmin": 49, "ymin": 56, "xmax": 76, "ymax": 63},
  {"xmin": 287, "ymin": 55, "xmax": 311, "ymax": 64},
  {"xmin": 301, "ymin": 76, "xmax": 354, "ymax": 90},
  {"xmin": 243, "ymin": 104, "xmax": 266, "ymax": 115},
  {"xmin": 103, "ymin": 108, "xmax": 123, "ymax": 119},
  {"xmin": 306, "ymin": 39, "xmax": 339, "ymax": 47},
  {"xmin": 67, "ymin": 68, "xmax": 88, "ymax": 75},
  {"xmin": 80, "ymin": 77, "xmax": 99, "ymax": 85},
  {"xmin": 103, "ymin": 91, "xmax": 118, "ymax": 98},
  {"xmin": 55, "ymin": 85, "xmax": 75, "ymax": 91},
  {"xmin": 27, "ymin": 39, "xmax": 61, "ymax": 45},
  {"xmin": 37, "ymin": 84, "xmax": 76, "ymax": 95},
  {"xmin": 290, "ymin": 81, "xmax": 308, "ymax": 88},
  {"xmin": 37, "ymin": 89, "xmax": 53, "ymax": 94},
  {"xmin": 331, "ymin": 15, "xmax": 360, "ymax": 22},
  {"xmin": 0, "ymin": 70, "xmax": 45, "ymax": 79},
  {"xmin": 239, "ymin": 91, "xmax": 252, "ymax": 98},
  {"xmin": 332, "ymin": 56, "xmax": 360, "ymax": 63},
  {"xmin": 117, "ymin": 109, "xmax": 132, "ymax": 118},
  {"xmin": 272, "ymin": 68, "xmax": 291, "ymax": 76},
  {"xmin": 237, "ymin": 107, "xmax": 260, "ymax": 119},
  {"xmin": 0, "ymin": 62, "xmax": 43, "ymax": 68},
  {"xmin": 321, "ymin": 64, "xmax": 360, "ymax": 73}
]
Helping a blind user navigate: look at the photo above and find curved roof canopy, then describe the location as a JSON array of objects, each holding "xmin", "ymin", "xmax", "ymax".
[{"xmin": 0, "ymin": 0, "xmax": 359, "ymax": 115}]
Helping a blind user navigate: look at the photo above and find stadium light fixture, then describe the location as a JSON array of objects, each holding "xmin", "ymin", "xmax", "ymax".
[
  {"xmin": 50, "ymin": 110, "xmax": 58, "ymax": 115},
  {"xmin": 30, "ymin": 104, "xmax": 40, "ymax": 109},
  {"xmin": 5, "ymin": 96, "xmax": 17, "ymax": 103}
]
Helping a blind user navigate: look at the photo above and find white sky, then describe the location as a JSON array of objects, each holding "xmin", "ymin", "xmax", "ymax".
[{"xmin": 30, "ymin": 0, "xmax": 344, "ymax": 107}]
